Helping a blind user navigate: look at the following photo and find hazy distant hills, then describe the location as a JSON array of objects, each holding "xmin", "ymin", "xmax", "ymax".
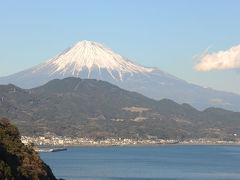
[
  {"xmin": 0, "ymin": 77, "xmax": 240, "ymax": 140},
  {"xmin": 0, "ymin": 40, "xmax": 240, "ymax": 111}
]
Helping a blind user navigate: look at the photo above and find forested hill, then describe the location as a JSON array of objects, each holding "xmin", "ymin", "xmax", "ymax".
[
  {"xmin": 0, "ymin": 77, "xmax": 240, "ymax": 140},
  {"xmin": 0, "ymin": 117, "xmax": 56, "ymax": 180}
]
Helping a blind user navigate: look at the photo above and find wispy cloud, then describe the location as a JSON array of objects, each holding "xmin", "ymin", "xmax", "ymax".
[{"xmin": 194, "ymin": 45, "xmax": 240, "ymax": 71}]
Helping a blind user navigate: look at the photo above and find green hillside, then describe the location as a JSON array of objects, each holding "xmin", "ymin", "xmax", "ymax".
[
  {"xmin": 0, "ymin": 117, "xmax": 56, "ymax": 180},
  {"xmin": 0, "ymin": 77, "xmax": 240, "ymax": 140}
]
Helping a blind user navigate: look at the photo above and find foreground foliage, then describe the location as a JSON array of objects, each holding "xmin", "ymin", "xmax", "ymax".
[{"xmin": 0, "ymin": 117, "xmax": 56, "ymax": 180}]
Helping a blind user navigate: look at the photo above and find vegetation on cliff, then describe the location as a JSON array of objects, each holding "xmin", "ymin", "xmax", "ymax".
[{"xmin": 0, "ymin": 117, "xmax": 56, "ymax": 180}]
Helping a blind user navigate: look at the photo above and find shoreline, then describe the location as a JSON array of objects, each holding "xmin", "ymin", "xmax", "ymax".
[
  {"xmin": 23, "ymin": 136, "xmax": 240, "ymax": 149},
  {"xmin": 36, "ymin": 143, "xmax": 240, "ymax": 148}
]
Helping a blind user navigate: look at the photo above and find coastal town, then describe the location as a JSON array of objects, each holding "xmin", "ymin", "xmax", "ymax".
[{"xmin": 21, "ymin": 135, "xmax": 240, "ymax": 147}]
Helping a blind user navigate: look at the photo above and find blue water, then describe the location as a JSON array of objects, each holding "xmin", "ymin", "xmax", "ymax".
[{"xmin": 39, "ymin": 146, "xmax": 240, "ymax": 180}]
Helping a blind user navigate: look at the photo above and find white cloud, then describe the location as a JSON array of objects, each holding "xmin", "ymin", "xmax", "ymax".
[{"xmin": 194, "ymin": 45, "xmax": 240, "ymax": 71}]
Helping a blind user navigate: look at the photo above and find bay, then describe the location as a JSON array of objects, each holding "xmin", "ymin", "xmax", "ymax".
[{"xmin": 39, "ymin": 146, "xmax": 240, "ymax": 180}]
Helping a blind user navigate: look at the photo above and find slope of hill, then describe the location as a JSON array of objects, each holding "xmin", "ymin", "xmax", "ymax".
[
  {"xmin": 0, "ymin": 40, "xmax": 240, "ymax": 111},
  {"xmin": 0, "ymin": 77, "xmax": 240, "ymax": 140},
  {"xmin": 0, "ymin": 117, "xmax": 56, "ymax": 180}
]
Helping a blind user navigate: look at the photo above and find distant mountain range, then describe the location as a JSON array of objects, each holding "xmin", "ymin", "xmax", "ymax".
[
  {"xmin": 0, "ymin": 40, "xmax": 240, "ymax": 111},
  {"xmin": 0, "ymin": 77, "xmax": 240, "ymax": 140}
]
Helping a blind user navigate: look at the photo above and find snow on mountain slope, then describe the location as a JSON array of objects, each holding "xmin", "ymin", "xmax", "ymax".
[
  {"xmin": 33, "ymin": 40, "xmax": 154, "ymax": 80},
  {"xmin": 0, "ymin": 40, "xmax": 240, "ymax": 111}
]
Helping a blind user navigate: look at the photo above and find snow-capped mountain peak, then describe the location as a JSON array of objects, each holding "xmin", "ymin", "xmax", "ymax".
[
  {"xmin": 1, "ymin": 40, "xmax": 240, "ymax": 111},
  {"xmin": 34, "ymin": 40, "xmax": 153, "ymax": 80}
]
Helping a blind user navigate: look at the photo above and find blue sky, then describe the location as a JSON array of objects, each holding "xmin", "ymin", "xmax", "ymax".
[{"xmin": 0, "ymin": 0, "xmax": 240, "ymax": 94}]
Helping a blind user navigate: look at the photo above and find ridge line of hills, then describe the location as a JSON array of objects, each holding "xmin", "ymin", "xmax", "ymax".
[
  {"xmin": 0, "ymin": 77, "xmax": 240, "ymax": 140},
  {"xmin": 1, "ymin": 40, "xmax": 240, "ymax": 111}
]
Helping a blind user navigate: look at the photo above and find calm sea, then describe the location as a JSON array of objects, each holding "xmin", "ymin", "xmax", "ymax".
[{"xmin": 39, "ymin": 146, "xmax": 240, "ymax": 180}]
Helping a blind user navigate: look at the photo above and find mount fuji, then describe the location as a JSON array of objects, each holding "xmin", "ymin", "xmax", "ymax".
[{"xmin": 1, "ymin": 40, "xmax": 240, "ymax": 111}]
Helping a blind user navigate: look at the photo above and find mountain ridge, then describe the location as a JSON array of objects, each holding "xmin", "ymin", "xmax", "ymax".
[
  {"xmin": 1, "ymin": 40, "xmax": 240, "ymax": 111},
  {"xmin": 34, "ymin": 40, "xmax": 154, "ymax": 80},
  {"xmin": 1, "ymin": 77, "xmax": 240, "ymax": 140}
]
